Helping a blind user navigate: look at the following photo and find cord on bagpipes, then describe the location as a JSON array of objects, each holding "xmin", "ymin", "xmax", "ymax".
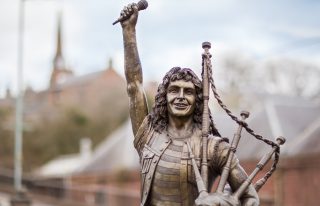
[{"xmin": 201, "ymin": 43, "xmax": 281, "ymax": 192}]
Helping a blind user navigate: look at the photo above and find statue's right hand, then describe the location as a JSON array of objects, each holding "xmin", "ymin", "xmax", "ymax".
[{"xmin": 120, "ymin": 3, "xmax": 139, "ymax": 29}]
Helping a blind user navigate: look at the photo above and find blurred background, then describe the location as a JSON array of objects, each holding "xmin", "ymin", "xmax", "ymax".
[{"xmin": 0, "ymin": 0, "xmax": 319, "ymax": 205}]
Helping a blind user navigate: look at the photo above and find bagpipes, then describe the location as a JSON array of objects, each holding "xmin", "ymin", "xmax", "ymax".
[{"xmin": 187, "ymin": 42, "xmax": 285, "ymax": 205}]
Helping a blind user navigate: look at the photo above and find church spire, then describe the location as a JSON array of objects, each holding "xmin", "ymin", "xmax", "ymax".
[
  {"xmin": 50, "ymin": 12, "xmax": 73, "ymax": 88},
  {"xmin": 53, "ymin": 11, "xmax": 64, "ymax": 70},
  {"xmin": 55, "ymin": 12, "xmax": 63, "ymax": 60}
]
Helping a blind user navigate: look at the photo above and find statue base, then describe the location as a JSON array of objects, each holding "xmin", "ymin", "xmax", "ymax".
[{"xmin": 10, "ymin": 190, "xmax": 31, "ymax": 206}]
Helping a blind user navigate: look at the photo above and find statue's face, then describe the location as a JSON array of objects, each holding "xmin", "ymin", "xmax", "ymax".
[{"xmin": 166, "ymin": 80, "xmax": 196, "ymax": 118}]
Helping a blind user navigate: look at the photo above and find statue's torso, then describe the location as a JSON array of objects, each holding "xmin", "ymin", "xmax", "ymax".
[
  {"xmin": 135, "ymin": 119, "xmax": 227, "ymax": 206},
  {"xmin": 141, "ymin": 128, "xmax": 204, "ymax": 206},
  {"xmin": 150, "ymin": 137, "xmax": 198, "ymax": 206}
]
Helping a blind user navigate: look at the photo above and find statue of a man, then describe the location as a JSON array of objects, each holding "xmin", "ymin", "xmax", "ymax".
[{"xmin": 120, "ymin": 4, "xmax": 259, "ymax": 206}]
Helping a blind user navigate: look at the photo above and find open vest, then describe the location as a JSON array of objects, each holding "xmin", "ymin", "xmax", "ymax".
[{"xmin": 134, "ymin": 118, "xmax": 226, "ymax": 206}]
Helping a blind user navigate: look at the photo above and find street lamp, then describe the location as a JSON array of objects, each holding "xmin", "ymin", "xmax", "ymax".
[
  {"xmin": 10, "ymin": 0, "xmax": 30, "ymax": 205},
  {"xmin": 15, "ymin": 0, "xmax": 25, "ymax": 193},
  {"xmin": 11, "ymin": 0, "xmax": 62, "ymax": 205}
]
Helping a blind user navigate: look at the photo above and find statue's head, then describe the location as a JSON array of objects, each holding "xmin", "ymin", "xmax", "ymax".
[{"xmin": 149, "ymin": 67, "xmax": 220, "ymax": 136}]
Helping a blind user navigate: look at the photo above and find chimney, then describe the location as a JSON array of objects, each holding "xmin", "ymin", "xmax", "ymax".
[
  {"xmin": 107, "ymin": 58, "xmax": 113, "ymax": 70},
  {"xmin": 80, "ymin": 137, "xmax": 92, "ymax": 161},
  {"xmin": 5, "ymin": 87, "xmax": 11, "ymax": 99}
]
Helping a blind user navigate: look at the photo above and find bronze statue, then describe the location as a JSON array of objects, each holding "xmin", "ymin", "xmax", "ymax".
[{"xmin": 117, "ymin": 2, "xmax": 283, "ymax": 206}]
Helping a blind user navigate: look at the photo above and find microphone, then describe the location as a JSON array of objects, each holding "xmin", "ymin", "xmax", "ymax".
[{"xmin": 112, "ymin": 0, "xmax": 148, "ymax": 25}]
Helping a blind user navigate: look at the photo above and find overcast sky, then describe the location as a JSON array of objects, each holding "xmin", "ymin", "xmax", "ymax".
[{"xmin": 1, "ymin": 0, "xmax": 320, "ymax": 96}]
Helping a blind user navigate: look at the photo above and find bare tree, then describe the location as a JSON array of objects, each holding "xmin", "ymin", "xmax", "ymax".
[{"xmin": 263, "ymin": 59, "xmax": 320, "ymax": 98}]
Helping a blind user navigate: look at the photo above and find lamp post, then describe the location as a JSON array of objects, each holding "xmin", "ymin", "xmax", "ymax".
[
  {"xmin": 11, "ymin": 0, "xmax": 62, "ymax": 205},
  {"xmin": 15, "ymin": 0, "xmax": 25, "ymax": 192},
  {"xmin": 11, "ymin": 0, "xmax": 30, "ymax": 205}
]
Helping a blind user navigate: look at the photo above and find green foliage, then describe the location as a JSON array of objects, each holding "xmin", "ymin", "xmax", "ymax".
[
  {"xmin": 0, "ymin": 107, "xmax": 14, "ymax": 169},
  {"xmin": 22, "ymin": 103, "xmax": 129, "ymax": 171},
  {"xmin": 0, "ymin": 100, "xmax": 129, "ymax": 172},
  {"xmin": 146, "ymin": 92, "xmax": 155, "ymax": 111},
  {"xmin": 115, "ymin": 169, "xmax": 132, "ymax": 183}
]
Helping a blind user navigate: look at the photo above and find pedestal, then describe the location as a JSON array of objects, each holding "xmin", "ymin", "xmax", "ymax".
[{"xmin": 10, "ymin": 190, "xmax": 31, "ymax": 206}]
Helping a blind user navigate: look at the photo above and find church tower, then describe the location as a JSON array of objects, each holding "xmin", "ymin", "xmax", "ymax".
[{"xmin": 49, "ymin": 12, "xmax": 73, "ymax": 88}]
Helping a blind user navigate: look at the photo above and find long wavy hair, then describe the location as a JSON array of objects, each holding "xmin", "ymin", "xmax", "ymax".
[{"xmin": 148, "ymin": 67, "xmax": 220, "ymax": 136}]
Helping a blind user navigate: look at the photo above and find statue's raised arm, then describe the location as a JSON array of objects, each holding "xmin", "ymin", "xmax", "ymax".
[{"xmin": 120, "ymin": 3, "xmax": 148, "ymax": 135}]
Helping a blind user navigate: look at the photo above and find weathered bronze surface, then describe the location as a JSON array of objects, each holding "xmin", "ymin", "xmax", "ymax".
[{"xmin": 116, "ymin": 2, "xmax": 284, "ymax": 206}]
